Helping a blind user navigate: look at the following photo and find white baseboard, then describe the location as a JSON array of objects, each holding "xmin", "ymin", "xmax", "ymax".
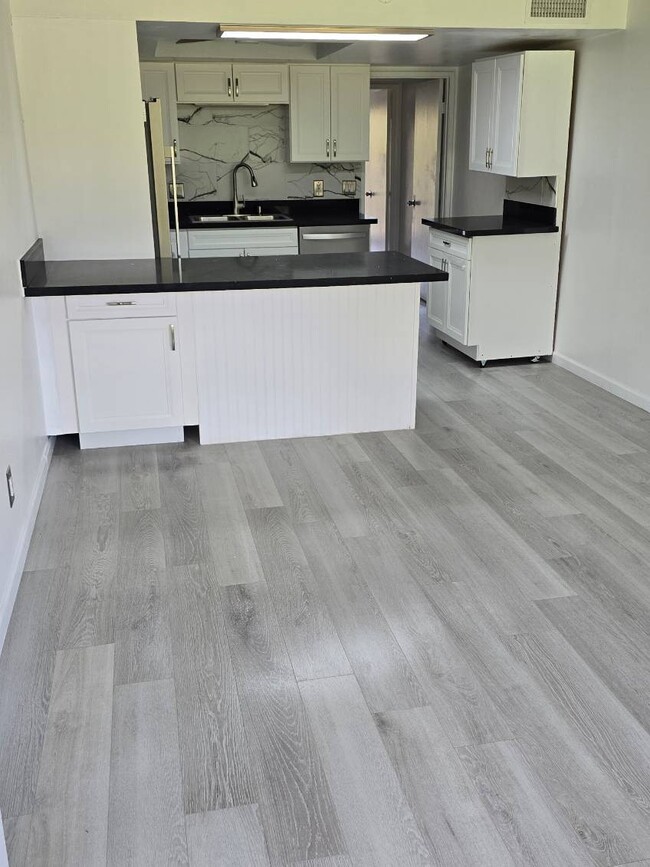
[
  {"xmin": 0, "ymin": 436, "xmax": 54, "ymax": 653},
  {"xmin": 552, "ymin": 352, "xmax": 650, "ymax": 414}
]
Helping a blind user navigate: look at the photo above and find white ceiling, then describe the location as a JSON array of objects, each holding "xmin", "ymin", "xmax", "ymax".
[{"xmin": 137, "ymin": 21, "xmax": 612, "ymax": 66}]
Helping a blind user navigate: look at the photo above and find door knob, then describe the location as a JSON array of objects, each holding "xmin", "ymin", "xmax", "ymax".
[
  {"xmin": 365, "ymin": 191, "xmax": 376, "ymax": 198},
  {"xmin": 406, "ymin": 199, "xmax": 421, "ymax": 207}
]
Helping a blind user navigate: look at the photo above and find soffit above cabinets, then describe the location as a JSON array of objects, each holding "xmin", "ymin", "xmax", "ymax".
[{"xmin": 137, "ymin": 21, "xmax": 615, "ymax": 66}]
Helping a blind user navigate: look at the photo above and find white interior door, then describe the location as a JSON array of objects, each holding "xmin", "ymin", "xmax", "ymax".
[
  {"xmin": 69, "ymin": 317, "xmax": 183, "ymax": 432},
  {"xmin": 365, "ymin": 89, "xmax": 389, "ymax": 251}
]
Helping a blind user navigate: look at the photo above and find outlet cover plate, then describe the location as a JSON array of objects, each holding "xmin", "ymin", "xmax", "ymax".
[
  {"xmin": 313, "ymin": 179, "xmax": 324, "ymax": 197},
  {"xmin": 168, "ymin": 182, "xmax": 185, "ymax": 199}
]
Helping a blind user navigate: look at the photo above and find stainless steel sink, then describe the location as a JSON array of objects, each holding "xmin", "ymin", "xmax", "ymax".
[{"xmin": 189, "ymin": 213, "xmax": 292, "ymax": 224}]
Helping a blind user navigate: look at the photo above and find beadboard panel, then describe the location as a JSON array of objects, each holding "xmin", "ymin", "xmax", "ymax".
[{"xmin": 193, "ymin": 284, "xmax": 419, "ymax": 445}]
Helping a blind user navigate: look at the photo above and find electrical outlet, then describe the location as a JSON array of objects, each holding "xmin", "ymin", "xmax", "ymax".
[
  {"xmin": 342, "ymin": 179, "xmax": 357, "ymax": 196},
  {"xmin": 6, "ymin": 465, "xmax": 15, "ymax": 508},
  {"xmin": 313, "ymin": 179, "xmax": 324, "ymax": 197},
  {"xmin": 168, "ymin": 182, "xmax": 185, "ymax": 199}
]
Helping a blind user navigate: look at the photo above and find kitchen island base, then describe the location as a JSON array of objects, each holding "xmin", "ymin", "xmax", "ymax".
[{"xmin": 193, "ymin": 282, "xmax": 420, "ymax": 445}]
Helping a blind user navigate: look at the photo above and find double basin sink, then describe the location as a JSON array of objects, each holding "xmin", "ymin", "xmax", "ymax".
[{"xmin": 188, "ymin": 213, "xmax": 292, "ymax": 224}]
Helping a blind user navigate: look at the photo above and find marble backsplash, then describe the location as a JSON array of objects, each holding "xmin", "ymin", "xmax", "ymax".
[{"xmin": 173, "ymin": 104, "xmax": 363, "ymax": 202}]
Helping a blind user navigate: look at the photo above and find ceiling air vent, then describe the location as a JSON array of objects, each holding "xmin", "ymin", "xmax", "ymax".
[{"xmin": 530, "ymin": 0, "xmax": 587, "ymax": 17}]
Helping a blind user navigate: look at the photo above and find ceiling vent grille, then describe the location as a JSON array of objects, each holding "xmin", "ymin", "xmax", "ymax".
[{"xmin": 530, "ymin": 0, "xmax": 587, "ymax": 17}]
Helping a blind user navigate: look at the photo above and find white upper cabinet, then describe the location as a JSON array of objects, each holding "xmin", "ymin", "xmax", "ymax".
[
  {"xmin": 175, "ymin": 62, "xmax": 289, "ymax": 105},
  {"xmin": 289, "ymin": 65, "xmax": 370, "ymax": 163},
  {"xmin": 140, "ymin": 62, "xmax": 180, "ymax": 157},
  {"xmin": 469, "ymin": 50, "xmax": 574, "ymax": 177}
]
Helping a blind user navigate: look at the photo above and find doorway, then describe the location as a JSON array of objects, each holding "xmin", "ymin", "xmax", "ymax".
[{"xmin": 364, "ymin": 78, "xmax": 446, "ymax": 301}]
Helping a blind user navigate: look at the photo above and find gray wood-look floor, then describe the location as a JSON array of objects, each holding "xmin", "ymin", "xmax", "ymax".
[{"xmin": 2, "ymin": 305, "xmax": 650, "ymax": 866}]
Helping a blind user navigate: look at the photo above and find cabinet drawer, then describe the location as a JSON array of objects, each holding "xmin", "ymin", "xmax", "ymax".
[
  {"xmin": 66, "ymin": 293, "xmax": 177, "ymax": 320},
  {"xmin": 428, "ymin": 230, "xmax": 471, "ymax": 260},
  {"xmin": 187, "ymin": 228, "xmax": 298, "ymax": 251}
]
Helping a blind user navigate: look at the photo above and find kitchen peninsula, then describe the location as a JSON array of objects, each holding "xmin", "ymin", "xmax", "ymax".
[{"xmin": 24, "ymin": 247, "xmax": 446, "ymax": 449}]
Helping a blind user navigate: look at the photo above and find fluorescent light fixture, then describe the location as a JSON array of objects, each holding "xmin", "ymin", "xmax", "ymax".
[{"xmin": 219, "ymin": 25, "xmax": 430, "ymax": 42}]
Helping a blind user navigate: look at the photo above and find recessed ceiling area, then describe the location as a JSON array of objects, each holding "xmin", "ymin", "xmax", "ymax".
[{"xmin": 136, "ymin": 20, "xmax": 613, "ymax": 65}]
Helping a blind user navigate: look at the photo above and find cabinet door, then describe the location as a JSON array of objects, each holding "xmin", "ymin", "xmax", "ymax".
[
  {"xmin": 446, "ymin": 255, "xmax": 470, "ymax": 344},
  {"xmin": 233, "ymin": 64, "xmax": 289, "ymax": 104},
  {"xmin": 140, "ymin": 63, "xmax": 179, "ymax": 157},
  {"xmin": 330, "ymin": 66, "xmax": 370, "ymax": 162},
  {"xmin": 427, "ymin": 253, "xmax": 448, "ymax": 331},
  {"xmin": 175, "ymin": 63, "xmax": 233, "ymax": 104},
  {"xmin": 469, "ymin": 59, "xmax": 495, "ymax": 172},
  {"xmin": 69, "ymin": 317, "xmax": 183, "ymax": 432},
  {"xmin": 289, "ymin": 65, "xmax": 331, "ymax": 162},
  {"xmin": 491, "ymin": 54, "xmax": 524, "ymax": 175}
]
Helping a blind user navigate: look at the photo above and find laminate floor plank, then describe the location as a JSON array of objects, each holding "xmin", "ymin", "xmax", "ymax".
[
  {"xmin": 185, "ymin": 805, "xmax": 270, "ymax": 867},
  {"xmin": 375, "ymin": 705, "xmax": 515, "ymax": 866},
  {"xmin": 225, "ymin": 441, "xmax": 283, "ymax": 509},
  {"xmin": 354, "ymin": 432, "xmax": 426, "ymax": 488},
  {"xmin": 196, "ymin": 462, "xmax": 265, "ymax": 586},
  {"xmin": 246, "ymin": 506, "xmax": 351, "ymax": 681},
  {"xmin": 537, "ymin": 594, "xmax": 650, "ymax": 732},
  {"xmin": 346, "ymin": 535, "xmax": 513, "ymax": 747},
  {"xmin": 159, "ymin": 466, "xmax": 212, "ymax": 567},
  {"xmin": 26, "ymin": 643, "xmax": 114, "ymax": 867},
  {"xmin": 384, "ymin": 428, "xmax": 450, "ymax": 471},
  {"xmin": 457, "ymin": 740, "xmax": 596, "ymax": 867},
  {"xmin": 300, "ymin": 675, "xmax": 432, "ymax": 866},
  {"xmin": 259, "ymin": 439, "xmax": 330, "ymax": 526},
  {"xmin": 113, "ymin": 508, "xmax": 172, "ymax": 686},
  {"xmin": 3, "ymin": 814, "xmax": 31, "ymax": 867},
  {"xmin": 118, "ymin": 444, "xmax": 161, "ymax": 511},
  {"xmin": 222, "ymin": 582, "xmax": 346, "ymax": 865},
  {"xmin": 108, "ymin": 678, "xmax": 188, "ymax": 865},
  {"xmin": 0, "ymin": 570, "xmax": 65, "ymax": 818},
  {"xmin": 297, "ymin": 519, "xmax": 427, "ymax": 713},
  {"xmin": 23, "ymin": 476, "xmax": 82, "ymax": 571},
  {"xmin": 168, "ymin": 563, "xmax": 254, "ymax": 814}
]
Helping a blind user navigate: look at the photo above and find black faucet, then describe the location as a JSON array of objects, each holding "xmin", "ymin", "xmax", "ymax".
[{"xmin": 232, "ymin": 161, "xmax": 258, "ymax": 215}]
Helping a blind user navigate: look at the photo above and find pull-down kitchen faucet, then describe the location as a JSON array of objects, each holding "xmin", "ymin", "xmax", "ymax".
[{"xmin": 232, "ymin": 161, "xmax": 258, "ymax": 215}]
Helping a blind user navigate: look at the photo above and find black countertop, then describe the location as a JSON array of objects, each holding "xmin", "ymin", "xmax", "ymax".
[
  {"xmin": 171, "ymin": 198, "xmax": 377, "ymax": 230},
  {"xmin": 23, "ymin": 251, "xmax": 446, "ymax": 297},
  {"xmin": 422, "ymin": 201, "xmax": 558, "ymax": 238}
]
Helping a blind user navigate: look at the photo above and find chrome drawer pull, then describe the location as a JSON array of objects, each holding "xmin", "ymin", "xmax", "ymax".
[
  {"xmin": 106, "ymin": 301, "xmax": 136, "ymax": 306},
  {"xmin": 169, "ymin": 324, "xmax": 176, "ymax": 351}
]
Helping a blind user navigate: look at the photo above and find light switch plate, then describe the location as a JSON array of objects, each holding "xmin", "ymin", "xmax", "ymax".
[
  {"xmin": 342, "ymin": 179, "xmax": 357, "ymax": 196},
  {"xmin": 313, "ymin": 179, "xmax": 324, "ymax": 197}
]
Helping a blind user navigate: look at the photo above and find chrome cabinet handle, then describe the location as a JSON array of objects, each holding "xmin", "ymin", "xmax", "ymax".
[
  {"xmin": 443, "ymin": 240, "xmax": 451, "ymax": 246},
  {"xmin": 488, "ymin": 147, "xmax": 493, "ymax": 169},
  {"xmin": 106, "ymin": 300, "xmax": 135, "ymax": 306},
  {"xmin": 169, "ymin": 324, "xmax": 176, "ymax": 351},
  {"xmin": 333, "ymin": 139, "xmax": 337, "ymax": 157},
  {"xmin": 235, "ymin": 77, "xmax": 239, "ymax": 98},
  {"xmin": 326, "ymin": 139, "xmax": 330, "ymax": 158},
  {"xmin": 227, "ymin": 77, "xmax": 232, "ymax": 97},
  {"xmin": 485, "ymin": 148, "xmax": 488, "ymax": 168}
]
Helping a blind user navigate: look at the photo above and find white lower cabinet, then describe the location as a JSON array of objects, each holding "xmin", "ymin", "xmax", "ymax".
[
  {"xmin": 68, "ymin": 316, "xmax": 184, "ymax": 436},
  {"xmin": 427, "ymin": 227, "xmax": 561, "ymax": 363},
  {"xmin": 186, "ymin": 227, "xmax": 299, "ymax": 258}
]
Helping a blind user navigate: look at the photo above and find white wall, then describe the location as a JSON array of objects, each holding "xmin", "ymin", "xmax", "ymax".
[
  {"xmin": 0, "ymin": 0, "xmax": 49, "ymax": 645},
  {"xmin": 555, "ymin": 0, "xmax": 650, "ymax": 412},
  {"xmin": 13, "ymin": 18, "xmax": 154, "ymax": 259}
]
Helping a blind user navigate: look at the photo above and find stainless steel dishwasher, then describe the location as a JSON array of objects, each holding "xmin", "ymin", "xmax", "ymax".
[{"xmin": 298, "ymin": 224, "xmax": 370, "ymax": 255}]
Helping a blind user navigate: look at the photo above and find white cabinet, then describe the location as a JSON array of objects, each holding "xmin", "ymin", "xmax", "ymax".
[
  {"xmin": 289, "ymin": 65, "xmax": 370, "ymax": 163},
  {"xmin": 427, "ymin": 250, "xmax": 469, "ymax": 344},
  {"xmin": 140, "ymin": 62, "xmax": 179, "ymax": 158},
  {"xmin": 469, "ymin": 50, "xmax": 574, "ymax": 177},
  {"xmin": 69, "ymin": 316, "xmax": 184, "ymax": 436},
  {"xmin": 427, "ymin": 227, "xmax": 561, "ymax": 363},
  {"xmin": 186, "ymin": 227, "xmax": 299, "ymax": 258},
  {"xmin": 175, "ymin": 63, "xmax": 289, "ymax": 105}
]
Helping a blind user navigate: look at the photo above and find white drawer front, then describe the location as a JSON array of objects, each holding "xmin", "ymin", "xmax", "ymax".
[
  {"xmin": 428, "ymin": 229, "xmax": 471, "ymax": 260},
  {"xmin": 66, "ymin": 293, "xmax": 177, "ymax": 320},
  {"xmin": 187, "ymin": 228, "xmax": 298, "ymax": 251}
]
